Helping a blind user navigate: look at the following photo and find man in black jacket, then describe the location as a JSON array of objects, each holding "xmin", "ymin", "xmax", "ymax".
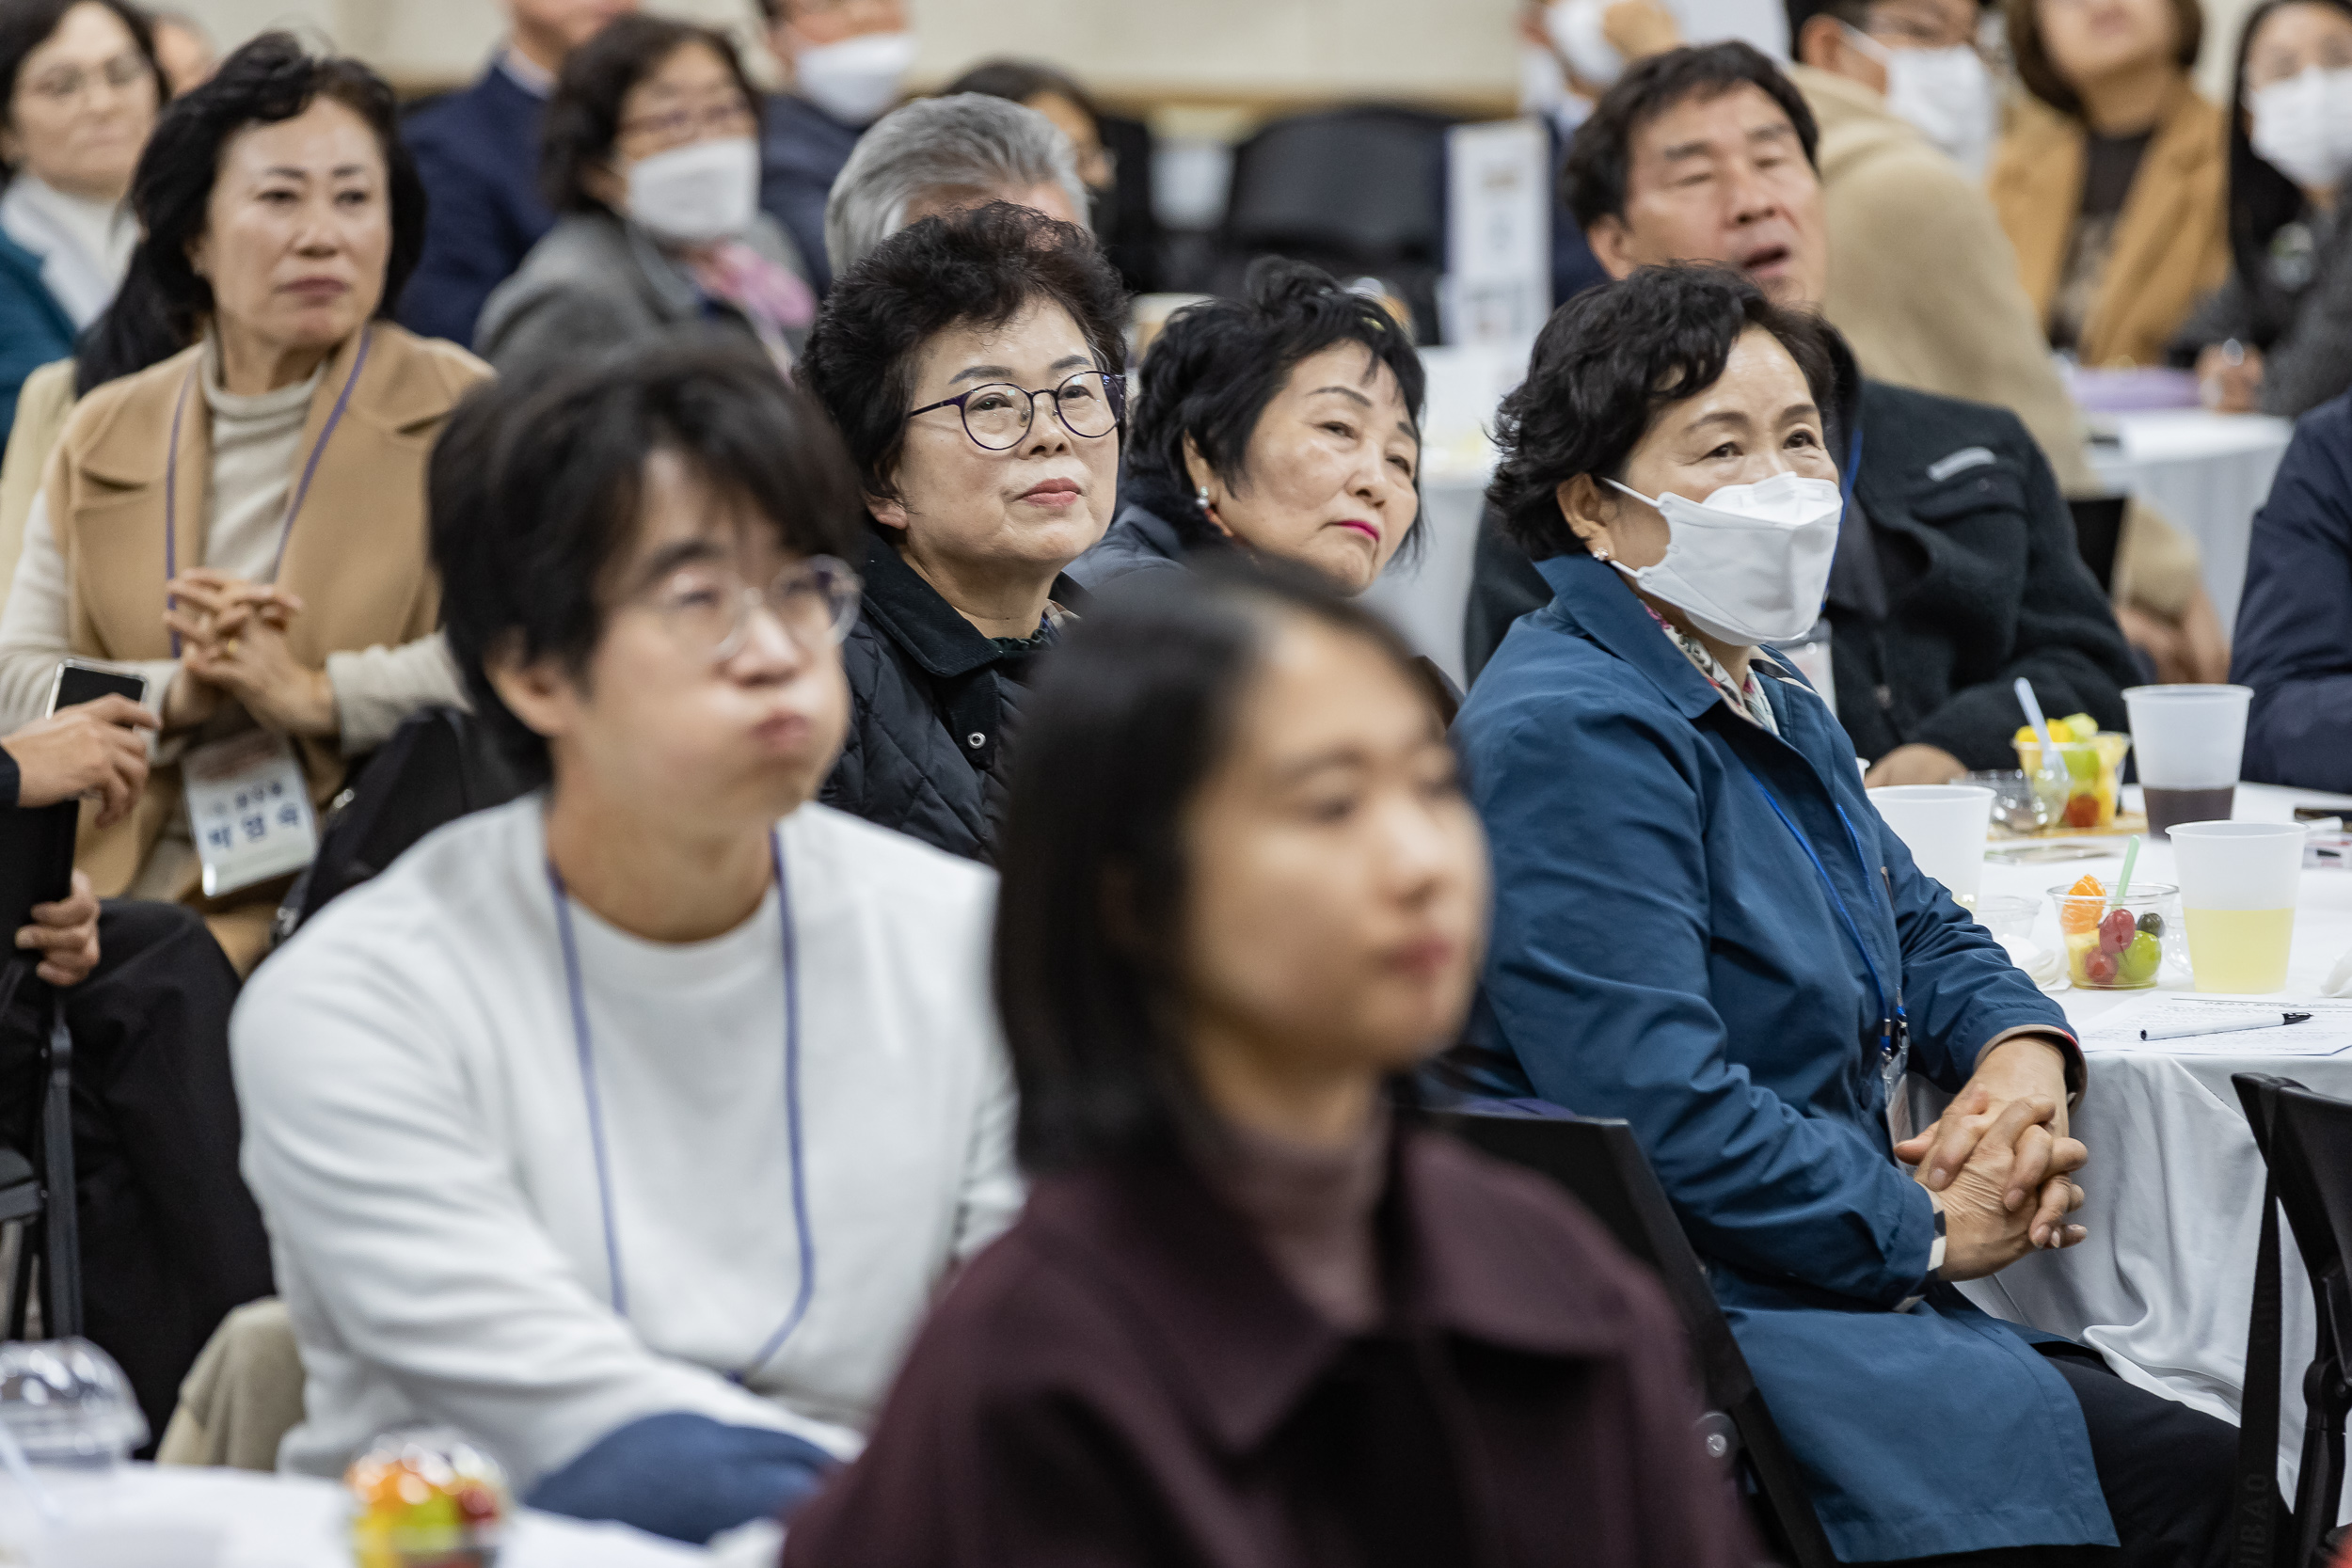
[
  {"xmin": 2232, "ymin": 391, "xmax": 2352, "ymax": 792},
  {"xmin": 1468, "ymin": 43, "xmax": 2138, "ymax": 783}
]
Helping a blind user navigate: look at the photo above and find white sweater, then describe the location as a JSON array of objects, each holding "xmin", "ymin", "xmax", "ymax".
[{"xmin": 231, "ymin": 796, "xmax": 1022, "ymax": 1489}]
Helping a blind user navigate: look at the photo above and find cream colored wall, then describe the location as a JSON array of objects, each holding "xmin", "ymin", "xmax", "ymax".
[
  {"xmin": 158, "ymin": 0, "xmax": 2255, "ymax": 104},
  {"xmin": 161, "ymin": 0, "xmax": 1522, "ymax": 98}
]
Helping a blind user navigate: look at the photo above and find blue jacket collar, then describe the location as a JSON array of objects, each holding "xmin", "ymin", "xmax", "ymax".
[
  {"xmin": 0, "ymin": 228, "xmax": 73, "ymax": 340},
  {"xmin": 1534, "ymin": 553, "xmax": 1730, "ymax": 724}
]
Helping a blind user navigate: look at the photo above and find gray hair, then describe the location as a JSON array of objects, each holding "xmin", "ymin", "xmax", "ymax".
[{"xmin": 824, "ymin": 93, "xmax": 1089, "ymax": 279}]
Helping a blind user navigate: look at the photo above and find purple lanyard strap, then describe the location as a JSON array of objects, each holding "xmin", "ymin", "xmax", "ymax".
[{"xmin": 164, "ymin": 327, "xmax": 373, "ymax": 656}]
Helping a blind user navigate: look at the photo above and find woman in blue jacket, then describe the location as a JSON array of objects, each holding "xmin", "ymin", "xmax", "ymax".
[{"xmin": 1447, "ymin": 265, "xmax": 2238, "ymax": 1566}]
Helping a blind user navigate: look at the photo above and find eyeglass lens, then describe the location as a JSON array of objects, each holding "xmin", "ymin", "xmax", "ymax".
[
  {"xmin": 960, "ymin": 373, "xmax": 1122, "ymax": 450},
  {"xmin": 654, "ymin": 557, "xmax": 862, "ymax": 662}
]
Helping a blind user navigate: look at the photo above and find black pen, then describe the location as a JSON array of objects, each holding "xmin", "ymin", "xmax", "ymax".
[{"xmin": 2141, "ymin": 1011, "xmax": 2313, "ymax": 1042}]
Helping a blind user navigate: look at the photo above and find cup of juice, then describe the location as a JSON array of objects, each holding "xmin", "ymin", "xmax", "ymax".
[
  {"xmin": 2010, "ymin": 714, "xmax": 2132, "ymax": 830},
  {"xmin": 2166, "ymin": 821, "xmax": 2302, "ymax": 992}
]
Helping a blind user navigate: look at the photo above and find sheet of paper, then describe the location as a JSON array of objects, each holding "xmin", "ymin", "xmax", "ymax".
[{"xmin": 2077, "ymin": 994, "xmax": 2352, "ymax": 1056}]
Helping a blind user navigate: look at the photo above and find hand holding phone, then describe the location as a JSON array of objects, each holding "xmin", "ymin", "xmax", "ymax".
[{"xmin": 5, "ymin": 697, "xmax": 155, "ymax": 823}]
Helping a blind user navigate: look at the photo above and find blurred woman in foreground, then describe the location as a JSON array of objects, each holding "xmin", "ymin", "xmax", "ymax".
[{"xmin": 780, "ymin": 561, "xmax": 1748, "ymax": 1568}]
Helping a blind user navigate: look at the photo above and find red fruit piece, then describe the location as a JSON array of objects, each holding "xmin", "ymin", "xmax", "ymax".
[
  {"xmin": 2084, "ymin": 950, "xmax": 2118, "ymax": 984},
  {"xmin": 2064, "ymin": 794, "xmax": 2102, "ymax": 828},
  {"xmin": 2101, "ymin": 910, "xmax": 2137, "ymax": 951}
]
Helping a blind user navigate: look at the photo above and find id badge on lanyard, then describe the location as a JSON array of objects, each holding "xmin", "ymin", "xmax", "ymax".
[{"xmin": 184, "ymin": 729, "xmax": 318, "ymax": 896}]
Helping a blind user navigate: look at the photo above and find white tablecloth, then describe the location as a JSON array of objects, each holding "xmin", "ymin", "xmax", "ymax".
[
  {"xmin": 2087, "ymin": 410, "xmax": 2295, "ymax": 630},
  {"xmin": 0, "ymin": 1464, "xmax": 732, "ymax": 1566},
  {"xmin": 1944, "ymin": 782, "xmax": 2352, "ymax": 1508}
]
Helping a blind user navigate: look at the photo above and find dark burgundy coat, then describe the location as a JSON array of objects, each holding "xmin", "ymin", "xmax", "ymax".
[{"xmin": 781, "ymin": 1127, "xmax": 1751, "ymax": 1568}]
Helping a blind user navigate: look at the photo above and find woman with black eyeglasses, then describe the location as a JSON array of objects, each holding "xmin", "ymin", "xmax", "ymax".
[
  {"xmin": 475, "ymin": 14, "xmax": 817, "ymax": 380},
  {"xmin": 800, "ymin": 199, "xmax": 1127, "ymax": 861}
]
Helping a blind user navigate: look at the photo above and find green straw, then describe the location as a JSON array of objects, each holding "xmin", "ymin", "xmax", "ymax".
[{"xmin": 2111, "ymin": 834, "xmax": 2141, "ymax": 912}]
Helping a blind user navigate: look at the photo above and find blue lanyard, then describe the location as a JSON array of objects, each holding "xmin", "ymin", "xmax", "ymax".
[
  {"xmin": 163, "ymin": 327, "xmax": 373, "ymax": 656},
  {"xmin": 1742, "ymin": 765, "xmax": 1907, "ymax": 1061},
  {"xmin": 548, "ymin": 830, "xmax": 818, "ymax": 1386}
]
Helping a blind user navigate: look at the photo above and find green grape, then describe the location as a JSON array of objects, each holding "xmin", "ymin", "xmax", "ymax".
[{"xmin": 2120, "ymin": 930, "xmax": 2161, "ymax": 984}]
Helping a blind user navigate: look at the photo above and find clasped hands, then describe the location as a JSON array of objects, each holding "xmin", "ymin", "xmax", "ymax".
[
  {"xmin": 161, "ymin": 569, "xmax": 336, "ymax": 737},
  {"xmin": 1893, "ymin": 1036, "xmax": 2089, "ymax": 1282}
]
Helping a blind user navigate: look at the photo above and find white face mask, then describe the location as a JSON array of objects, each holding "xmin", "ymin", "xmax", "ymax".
[
  {"xmin": 1843, "ymin": 26, "xmax": 1998, "ymax": 175},
  {"xmin": 1544, "ymin": 0, "xmax": 1628, "ymax": 89},
  {"xmin": 2249, "ymin": 66, "xmax": 2352, "ymax": 193},
  {"xmin": 792, "ymin": 31, "xmax": 917, "ymax": 127},
  {"xmin": 1604, "ymin": 471, "xmax": 1843, "ymax": 645},
  {"xmin": 625, "ymin": 135, "xmax": 759, "ymax": 245}
]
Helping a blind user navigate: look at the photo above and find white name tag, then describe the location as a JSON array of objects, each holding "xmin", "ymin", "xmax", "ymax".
[{"xmin": 183, "ymin": 730, "xmax": 318, "ymax": 897}]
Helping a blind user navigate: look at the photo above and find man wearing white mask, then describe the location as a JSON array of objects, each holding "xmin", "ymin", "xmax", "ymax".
[
  {"xmin": 757, "ymin": 0, "xmax": 915, "ymax": 295},
  {"xmin": 1467, "ymin": 42, "xmax": 2142, "ymax": 784},
  {"xmin": 477, "ymin": 16, "xmax": 817, "ymax": 381},
  {"xmin": 399, "ymin": 0, "xmax": 638, "ymax": 349}
]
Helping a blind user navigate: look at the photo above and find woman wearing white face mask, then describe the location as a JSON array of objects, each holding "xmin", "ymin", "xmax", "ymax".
[
  {"xmin": 1450, "ymin": 261, "xmax": 2247, "ymax": 1568},
  {"xmin": 477, "ymin": 15, "xmax": 815, "ymax": 380},
  {"xmin": 2174, "ymin": 0, "xmax": 2352, "ymax": 415}
]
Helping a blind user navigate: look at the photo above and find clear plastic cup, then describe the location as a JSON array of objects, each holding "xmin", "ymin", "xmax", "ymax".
[
  {"xmin": 2168, "ymin": 820, "xmax": 2302, "ymax": 992},
  {"xmin": 1867, "ymin": 784, "xmax": 1994, "ymax": 904},
  {"xmin": 2123, "ymin": 685, "xmax": 2252, "ymax": 837},
  {"xmin": 2047, "ymin": 881, "xmax": 2181, "ymax": 989}
]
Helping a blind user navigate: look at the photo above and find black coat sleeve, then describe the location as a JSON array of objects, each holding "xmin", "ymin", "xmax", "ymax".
[
  {"xmin": 2233, "ymin": 395, "xmax": 2352, "ymax": 791},
  {"xmin": 1902, "ymin": 420, "xmax": 2137, "ymax": 769}
]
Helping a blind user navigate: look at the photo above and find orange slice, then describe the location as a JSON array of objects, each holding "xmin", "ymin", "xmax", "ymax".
[{"xmin": 2059, "ymin": 873, "xmax": 2105, "ymax": 935}]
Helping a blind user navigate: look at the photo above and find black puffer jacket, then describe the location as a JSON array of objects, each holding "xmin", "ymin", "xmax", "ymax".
[
  {"xmin": 820, "ymin": 530, "xmax": 1079, "ymax": 862},
  {"xmin": 1466, "ymin": 370, "xmax": 2137, "ymax": 772}
]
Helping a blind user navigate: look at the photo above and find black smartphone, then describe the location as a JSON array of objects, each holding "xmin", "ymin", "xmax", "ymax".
[{"xmin": 46, "ymin": 658, "xmax": 148, "ymax": 716}]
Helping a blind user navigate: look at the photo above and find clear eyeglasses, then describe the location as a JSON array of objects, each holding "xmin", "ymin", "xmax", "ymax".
[
  {"xmin": 905, "ymin": 371, "xmax": 1127, "ymax": 451},
  {"xmin": 645, "ymin": 554, "xmax": 863, "ymax": 665}
]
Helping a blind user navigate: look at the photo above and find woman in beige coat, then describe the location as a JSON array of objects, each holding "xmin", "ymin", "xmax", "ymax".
[
  {"xmin": 1990, "ymin": 0, "xmax": 2230, "ymax": 369},
  {"xmin": 0, "ymin": 36, "xmax": 489, "ymax": 971}
]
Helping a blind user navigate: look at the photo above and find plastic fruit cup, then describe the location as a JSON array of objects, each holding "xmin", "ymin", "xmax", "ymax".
[
  {"xmin": 2046, "ymin": 881, "xmax": 2177, "ymax": 990},
  {"xmin": 2015, "ymin": 733, "xmax": 2133, "ymax": 831}
]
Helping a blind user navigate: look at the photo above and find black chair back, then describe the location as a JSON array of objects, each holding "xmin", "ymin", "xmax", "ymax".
[
  {"xmin": 275, "ymin": 705, "xmax": 528, "ymax": 942},
  {"xmin": 1213, "ymin": 105, "xmax": 1454, "ymax": 341},
  {"xmin": 1432, "ymin": 1109, "xmax": 1836, "ymax": 1568},
  {"xmin": 2233, "ymin": 1072, "xmax": 2351, "ymax": 1568},
  {"xmin": 2068, "ymin": 495, "xmax": 2128, "ymax": 594}
]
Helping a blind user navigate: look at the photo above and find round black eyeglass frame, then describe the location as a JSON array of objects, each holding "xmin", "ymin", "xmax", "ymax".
[{"xmin": 904, "ymin": 371, "xmax": 1128, "ymax": 451}]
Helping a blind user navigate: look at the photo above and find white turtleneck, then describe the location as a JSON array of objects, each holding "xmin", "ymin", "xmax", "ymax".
[{"xmin": 0, "ymin": 172, "xmax": 135, "ymax": 327}]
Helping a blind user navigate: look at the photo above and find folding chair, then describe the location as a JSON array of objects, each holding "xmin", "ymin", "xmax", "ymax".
[
  {"xmin": 2233, "ymin": 1073, "xmax": 2352, "ymax": 1568},
  {"xmin": 1432, "ymin": 1109, "xmax": 1836, "ymax": 1568}
]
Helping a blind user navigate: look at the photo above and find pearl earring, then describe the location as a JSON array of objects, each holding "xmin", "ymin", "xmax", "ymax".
[{"xmin": 1196, "ymin": 485, "xmax": 1213, "ymax": 515}]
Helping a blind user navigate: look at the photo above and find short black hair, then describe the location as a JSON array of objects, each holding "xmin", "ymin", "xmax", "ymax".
[
  {"xmin": 0, "ymin": 0, "xmax": 167, "ymax": 175},
  {"xmin": 541, "ymin": 14, "xmax": 761, "ymax": 216},
  {"xmin": 800, "ymin": 199, "xmax": 1129, "ymax": 501},
  {"xmin": 1487, "ymin": 264, "xmax": 1843, "ymax": 560},
  {"xmin": 430, "ymin": 335, "xmax": 865, "ymax": 784},
  {"xmin": 993, "ymin": 556, "xmax": 1433, "ymax": 1174},
  {"xmin": 99, "ymin": 33, "xmax": 421, "ymax": 348},
  {"xmin": 941, "ymin": 57, "xmax": 1100, "ymax": 125},
  {"xmin": 1564, "ymin": 42, "xmax": 1820, "ymax": 231},
  {"xmin": 1127, "ymin": 256, "xmax": 1426, "ymax": 553}
]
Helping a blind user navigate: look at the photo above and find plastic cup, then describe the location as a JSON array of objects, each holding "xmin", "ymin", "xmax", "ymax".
[
  {"xmin": 2168, "ymin": 820, "xmax": 2302, "ymax": 992},
  {"xmin": 1867, "ymin": 785, "xmax": 1994, "ymax": 904},
  {"xmin": 2123, "ymin": 685, "xmax": 2252, "ymax": 837}
]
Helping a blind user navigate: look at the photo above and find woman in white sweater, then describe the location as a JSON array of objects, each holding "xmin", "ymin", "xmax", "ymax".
[{"xmin": 232, "ymin": 338, "xmax": 1019, "ymax": 1545}]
